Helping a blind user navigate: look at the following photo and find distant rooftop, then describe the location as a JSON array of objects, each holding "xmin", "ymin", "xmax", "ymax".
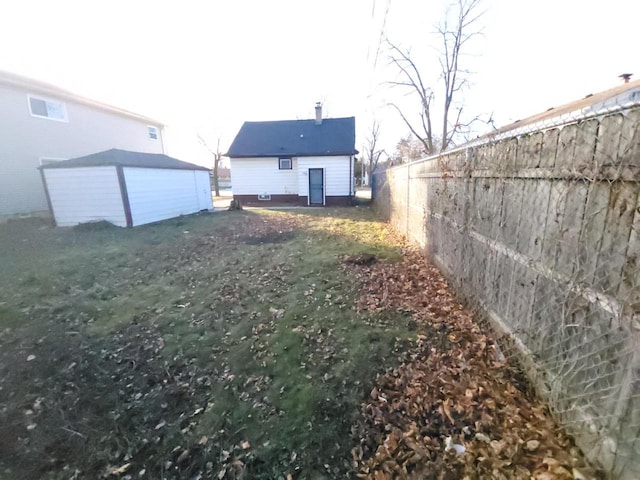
[
  {"xmin": 225, "ymin": 117, "xmax": 358, "ymax": 158},
  {"xmin": 39, "ymin": 149, "xmax": 208, "ymax": 171},
  {"xmin": 0, "ymin": 69, "xmax": 163, "ymax": 126},
  {"xmin": 485, "ymin": 78, "xmax": 640, "ymax": 139}
]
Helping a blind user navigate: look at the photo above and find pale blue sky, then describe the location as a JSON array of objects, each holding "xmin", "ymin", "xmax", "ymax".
[{"xmin": 1, "ymin": 0, "xmax": 637, "ymax": 166}]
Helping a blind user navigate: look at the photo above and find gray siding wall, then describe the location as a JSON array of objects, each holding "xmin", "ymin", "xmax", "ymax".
[{"xmin": 0, "ymin": 82, "xmax": 163, "ymax": 217}]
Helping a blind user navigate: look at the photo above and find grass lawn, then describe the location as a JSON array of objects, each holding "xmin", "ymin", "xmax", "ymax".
[{"xmin": 0, "ymin": 207, "xmax": 411, "ymax": 479}]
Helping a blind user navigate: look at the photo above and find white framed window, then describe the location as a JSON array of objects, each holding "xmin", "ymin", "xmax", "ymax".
[
  {"xmin": 148, "ymin": 126, "xmax": 158, "ymax": 140},
  {"xmin": 279, "ymin": 157, "xmax": 292, "ymax": 170},
  {"xmin": 28, "ymin": 95, "xmax": 68, "ymax": 122},
  {"xmin": 39, "ymin": 157, "xmax": 67, "ymax": 166}
]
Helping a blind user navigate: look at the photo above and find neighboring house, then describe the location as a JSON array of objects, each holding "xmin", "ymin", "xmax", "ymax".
[
  {"xmin": 480, "ymin": 77, "xmax": 640, "ymax": 142},
  {"xmin": 210, "ymin": 166, "xmax": 232, "ymax": 189},
  {"xmin": 0, "ymin": 70, "xmax": 165, "ymax": 219},
  {"xmin": 41, "ymin": 149, "xmax": 212, "ymax": 227},
  {"xmin": 225, "ymin": 104, "xmax": 358, "ymax": 206}
]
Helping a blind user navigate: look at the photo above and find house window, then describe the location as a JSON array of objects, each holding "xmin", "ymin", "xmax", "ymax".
[
  {"xmin": 28, "ymin": 95, "xmax": 68, "ymax": 122},
  {"xmin": 279, "ymin": 157, "xmax": 292, "ymax": 170},
  {"xmin": 148, "ymin": 126, "xmax": 159, "ymax": 140}
]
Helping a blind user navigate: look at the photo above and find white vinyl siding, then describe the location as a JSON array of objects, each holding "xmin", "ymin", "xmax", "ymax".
[
  {"xmin": 230, "ymin": 157, "xmax": 298, "ymax": 195},
  {"xmin": 297, "ymin": 156, "xmax": 352, "ymax": 197},
  {"xmin": 124, "ymin": 168, "xmax": 212, "ymax": 226},
  {"xmin": 194, "ymin": 170, "xmax": 213, "ymax": 211},
  {"xmin": 43, "ymin": 166, "xmax": 127, "ymax": 227}
]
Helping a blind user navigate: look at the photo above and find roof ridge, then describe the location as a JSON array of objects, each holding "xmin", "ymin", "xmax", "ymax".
[
  {"xmin": 40, "ymin": 149, "xmax": 208, "ymax": 171},
  {"xmin": 243, "ymin": 116, "xmax": 355, "ymax": 124}
]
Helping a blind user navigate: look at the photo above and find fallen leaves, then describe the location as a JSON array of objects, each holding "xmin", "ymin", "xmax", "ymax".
[
  {"xmin": 104, "ymin": 462, "xmax": 131, "ymax": 476},
  {"xmin": 348, "ymin": 247, "xmax": 600, "ymax": 479},
  {"xmin": 1, "ymin": 208, "xmax": 600, "ymax": 479},
  {"xmin": 269, "ymin": 307, "xmax": 285, "ymax": 319}
]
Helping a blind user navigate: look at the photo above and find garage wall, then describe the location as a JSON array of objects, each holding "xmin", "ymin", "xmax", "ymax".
[
  {"xmin": 193, "ymin": 170, "xmax": 214, "ymax": 211},
  {"xmin": 43, "ymin": 166, "xmax": 127, "ymax": 227},
  {"xmin": 124, "ymin": 167, "xmax": 210, "ymax": 226}
]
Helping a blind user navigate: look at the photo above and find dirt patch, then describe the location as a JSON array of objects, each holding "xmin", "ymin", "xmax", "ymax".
[
  {"xmin": 72, "ymin": 220, "xmax": 118, "ymax": 231},
  {"xmin": 244, "ymin": 231, "xmax": 297, "ymax": 245},
  {"xmin": 343, "ymin": 253, "xmax": 377, "ymax": 266},
  {"xmin": 0, "ymin": 320, "xmax": 219, "ymax": 479},
  {"xmin": 349, "ymin": 247, "xmax": 601, "ymax": 479}
]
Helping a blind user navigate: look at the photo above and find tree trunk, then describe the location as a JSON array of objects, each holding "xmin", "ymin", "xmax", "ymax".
[{"xmin": 213, "ymin": 154, "xmax": 221, "ymax": 197}]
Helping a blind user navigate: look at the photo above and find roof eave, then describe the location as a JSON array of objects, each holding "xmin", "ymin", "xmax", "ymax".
[
  {"xmin": 227, "ymin": 151, "xmax": 358, "ymax": 158},
  {"xmin": 0, "ymin": 70, "xmax": 164, "ymax": 127}
]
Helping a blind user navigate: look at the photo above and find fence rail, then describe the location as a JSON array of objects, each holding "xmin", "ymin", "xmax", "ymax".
[{"xmin": 372, "ymin": 103, "xmax": 640, "ymax": 479}]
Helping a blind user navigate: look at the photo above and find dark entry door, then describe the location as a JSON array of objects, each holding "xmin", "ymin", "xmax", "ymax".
[{"xmin": 308, "ymin": 168, "xmax": 324, "ymax": 205}]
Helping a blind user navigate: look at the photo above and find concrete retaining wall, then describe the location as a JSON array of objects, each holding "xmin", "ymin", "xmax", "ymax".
[{"xmin": 373, "ymin": 107, "xmax": 640, "ymax": 478}]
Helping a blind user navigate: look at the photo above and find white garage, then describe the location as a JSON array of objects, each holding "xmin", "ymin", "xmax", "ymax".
[{"xmin": 40, "ymin": 149, "xmax": 212, "ymax": 227}]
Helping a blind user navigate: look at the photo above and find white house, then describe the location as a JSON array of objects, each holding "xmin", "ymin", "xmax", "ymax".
[
  {"xmin": 225, "ymin": 104, "xmax": 358, "ymax": 206},
  {"xmin": 0, "ymin": 70, "xmax": 165, "ymax": 219},
  {"xmin": 41, "ymin": 149, "xmax": 212, "ymax": 227}
]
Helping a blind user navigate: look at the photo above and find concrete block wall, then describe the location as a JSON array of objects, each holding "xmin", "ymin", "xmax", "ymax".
[{"xmin": 373, "ymin": 107, "xmax": 640, "ymax": 479}]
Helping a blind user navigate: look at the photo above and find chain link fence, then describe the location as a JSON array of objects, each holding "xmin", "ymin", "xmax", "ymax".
[{"xmin": 372, "ymin": 95, "xmax": 640, "ymax": 479}]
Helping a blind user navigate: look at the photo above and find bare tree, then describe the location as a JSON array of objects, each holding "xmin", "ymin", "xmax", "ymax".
[
  {"xmin": 197, "ymin": 134, "xmax": 222, "ymax": 196},
  {"xmin": 387, "ymin": 0, "xmax": 483, "ymax": 154},
  {"xmin": 363, "ymin": 119, "xmax": 386, "ymax": 184},
  {"xmin": 393, "ymin": 134, "xmax": 425, "ymax": 164}
]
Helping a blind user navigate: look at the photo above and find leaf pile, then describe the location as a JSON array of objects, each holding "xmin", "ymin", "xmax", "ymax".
[{"xmin": 349, "ymin": 247, "xmax": 600, "ymax": 479}]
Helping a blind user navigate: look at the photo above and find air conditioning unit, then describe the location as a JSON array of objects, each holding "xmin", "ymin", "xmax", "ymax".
[{"xmin": 258, "ymin": 193, "xmax": 271, "ymax": 201}]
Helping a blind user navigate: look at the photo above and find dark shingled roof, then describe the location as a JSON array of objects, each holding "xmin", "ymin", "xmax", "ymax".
[
  {"xmin": 39, "ymin": 149, "xmax": 209, "ymax": 171},
  {"xmin": 225, "ymin": 117, "xmax": 357, "ymax": 158}
]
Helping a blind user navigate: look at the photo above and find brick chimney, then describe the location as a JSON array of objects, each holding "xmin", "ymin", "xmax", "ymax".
[
  {"xmin": 619, "ymin": 73, "xmax": 633, "ymax": 84},
  {"xmin": 315, "ymin": 102, "xmax": 322, "ymax": 125}
]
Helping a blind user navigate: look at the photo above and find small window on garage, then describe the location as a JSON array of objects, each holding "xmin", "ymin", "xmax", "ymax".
[
  {"xmin": 279, "ymin": 157, "xmax": 292, "ymax": 170},
  {"xmin": 148, "ymin": 126, "xmax": 159, "ymax": 140},
  {"xmin": 28, "ymin": 95, "xmax": 68, "ymax": 122}
]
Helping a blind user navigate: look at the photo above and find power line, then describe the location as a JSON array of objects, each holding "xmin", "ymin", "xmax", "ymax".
[{"xmin": 372, "ymin": 0, "xmax": 391, "ymax": 69}]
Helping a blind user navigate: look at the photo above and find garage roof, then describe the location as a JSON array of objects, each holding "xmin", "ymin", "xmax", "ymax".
[
  {"xmin": 226, "ymin": 117, "xmax": 357, "ymax": 158},
  {"xmin": 40, "ymin": 149, "xmax": 209, "ymax": 171}
]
